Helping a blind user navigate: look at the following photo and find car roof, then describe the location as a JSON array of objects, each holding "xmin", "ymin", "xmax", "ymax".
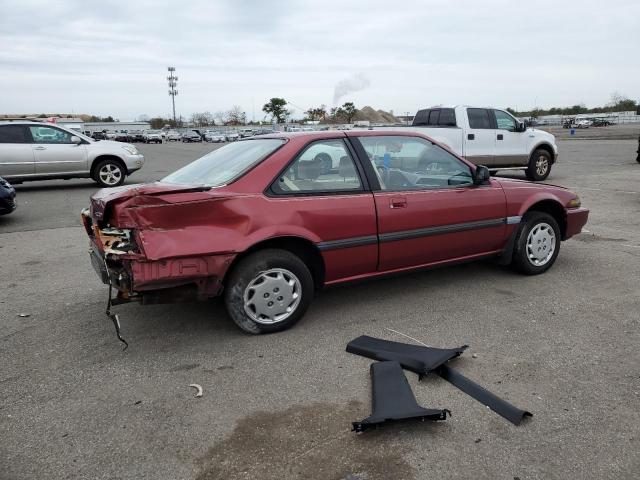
[
  {"xmin": 257, "ymin": 130, "xmax": 433, "ymax": 141},
  {"xmin": 0, "ymin": 120, "xmax": 49, "ymax": 126}
]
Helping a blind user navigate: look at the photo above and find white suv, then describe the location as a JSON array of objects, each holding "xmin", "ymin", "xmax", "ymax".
[{"xmin": 0, "ymin": 121, "xmax": 145, "ymax": 187}]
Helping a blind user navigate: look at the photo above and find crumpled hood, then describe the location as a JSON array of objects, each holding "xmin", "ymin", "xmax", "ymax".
[{"xmin": 90, "ymin": 182, "xmax": 213, "ymax": 221}]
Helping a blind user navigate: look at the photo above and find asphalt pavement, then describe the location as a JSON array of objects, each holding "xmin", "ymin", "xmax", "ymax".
[{"xmin": 1, "ymin": 138, "xmax": 639, "ymax": 480}]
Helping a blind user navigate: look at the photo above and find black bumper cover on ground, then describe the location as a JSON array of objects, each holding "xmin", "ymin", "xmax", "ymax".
[
  {"xmin": 352, "ymin": 361, "xmax": 449, "ymax": 433},
  {"xmin": 347, "ymin": 335, "xmax": 532, "ymax": 426}
]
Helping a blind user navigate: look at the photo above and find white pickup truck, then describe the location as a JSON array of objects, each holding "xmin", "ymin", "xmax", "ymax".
[{"xmin": 388, "ymin": 106, "xmax": 558, "ymax": 181}]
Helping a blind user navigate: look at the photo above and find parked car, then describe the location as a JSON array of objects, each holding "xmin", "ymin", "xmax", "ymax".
[
  {"xmin": 574, "ymin": 120, "xmax": 591, "ymax": 129},
  {"xmin": 129, "ymin": 130, "xmax": 146, "ymax": 142},
  {"xmin": 105, "ymin": 132, "xmax": 116, "ymax": 140},
  {"xmin": 181, "ymin": 131, "xmax": 203, "ymax": 142},
  {"xmin": 0, "ymin": 176, "xmax": 16, "ymax": 215},
  {"xmin": 225, "ymin": 131, "xmax": 240, "ymax": 142},
  {"xmin": 166, "ymin": 131, "xmax": 181, "ymax": 142},
  {"xmin": 143, "ymin": 130, "xmax": 163, "ymax": 144},
  {"xmin": 239, "ymin": 128, "xmax": 254, "ymax": 138},
  {"xmin": 91, "ymin": 131, "xmax": 107, "ymax": 141},
  {"xmin": 115, "ymin": 132, "xmax": 132, "ymax": 142},
  {"xmin": 204, "ymin": 131, "xmax": 227, "ymax": 143},
  {"xmin": 82, "ymin": 131, "xmax": 588, "ymax": 335},
  {"xmin": 397, "ymin": 106, "xmax": 558, "ymax": 180},
  {"xmin": 591, "ymin": 119, "xmax": 613, "ymax": 127},
  {"xmin": 0, "ymin": 121, "xmax": 144, "ymax": 187}
]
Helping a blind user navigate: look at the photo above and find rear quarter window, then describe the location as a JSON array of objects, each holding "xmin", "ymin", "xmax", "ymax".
[{"xmin": 0, "ymin": 125, "xmax": 30, "ymax": 143}]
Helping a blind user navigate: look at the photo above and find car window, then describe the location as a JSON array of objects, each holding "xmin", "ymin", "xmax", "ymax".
[
  {"xmin": 439, "ymin": 108, "xmax": 456, "ymax": 126},
  {"xmin": 29, "ymin": 125, "xmax": 74, "ymax": 144},
  {"xmin": 427, "ymin": 110, "xmax": 440, "ymax": 126},
  {"xmin": 467, "ymin": 108, "xmax": 492, "ymax": 129},
  {"xmin": 494, "ymin": 110, "xmax": 516, "ymax": 132},
  {"xmin": 357, "ymin": 135, "xmax": 473, "ymax": 191},
  {"xmin": 272, "ymin": 139, "xmax": 362, "ymax": 194},
  {"xmin": 163, "ymin": 138, "xmax": 284, "ymax": 187},
  {"xmin": 412, "ymin": 109, "xmax": 429, "ymax": 126},
  {"xmin": 0, "ymin": 125, "xmax": 31, "ymax": 143}
]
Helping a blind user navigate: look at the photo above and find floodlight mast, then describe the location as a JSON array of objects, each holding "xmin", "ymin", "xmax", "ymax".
[{"xmin": 167, "ymin": 67, "xmax": 178, "ymax": 125}]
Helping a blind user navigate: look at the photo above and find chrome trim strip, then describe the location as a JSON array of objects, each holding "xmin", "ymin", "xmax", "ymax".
[{"xmin": 506, "ymin": 216, "xmax": 522, "ymax": 225}]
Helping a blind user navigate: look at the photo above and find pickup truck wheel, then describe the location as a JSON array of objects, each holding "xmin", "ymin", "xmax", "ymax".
[
  {"xmin": 93, "ymin": 159, "xmax": 126, "ymax": 187},
  {"xmin": 526, "ymin": 149, "xmax": 552, "ymax": 181},
  {"xmin": 511, "ymin": 211, "xmax": 560, "ymax": 275},
  {"xmin": 224, "ymin": 249, "xmax": 314, "ymax": 334}
]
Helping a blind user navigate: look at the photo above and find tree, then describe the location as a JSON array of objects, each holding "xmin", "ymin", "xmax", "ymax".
[
  {"xmin": 263, "ymin": 98, "xmax": 289, "ymax": 123},
  {"xmin": 214, "ymin": 111, "xmax": 226, "ymax": 126},
  {"xmin": 340, "ymin": 102, "xmax": 358, "ymax": 123},
  {"xmin": 305, "ymin": 105, "xmax": 327, "ymax": 122},
  {"xmin": 226, "ymin": 105, "xmax": 246, "ymax": 125},
  {"xmin": 191, "ymin": 111, "xmax": 214, "ymax": 127}
]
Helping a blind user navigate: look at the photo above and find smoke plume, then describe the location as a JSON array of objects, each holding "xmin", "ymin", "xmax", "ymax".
[{"xmin": 333, "ymin": 73, "xmax": 370, "ymax": 104}]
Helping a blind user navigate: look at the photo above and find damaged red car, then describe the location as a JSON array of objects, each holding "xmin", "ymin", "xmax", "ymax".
[{"xmin": 82, "ymin": 131, "xmax": 588, "ymax": 334}]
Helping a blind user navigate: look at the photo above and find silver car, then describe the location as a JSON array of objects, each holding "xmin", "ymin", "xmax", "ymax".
[{"xmin": 0, "ymin": 121, "xmax": 145, "ymax": 187}]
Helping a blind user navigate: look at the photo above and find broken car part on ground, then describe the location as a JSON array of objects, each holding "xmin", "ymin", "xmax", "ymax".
[
  {"xmin": 352, "ymin": 361, "xmax": 449, "ymax": 433},
  {"xmin": 347, "ymin": 335, "xmax": 532, "ymax": 426}
]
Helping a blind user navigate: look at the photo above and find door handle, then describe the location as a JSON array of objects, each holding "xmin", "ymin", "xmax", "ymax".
[
  {"xmin": 390, "ymin": 197, "xmax": 407, "ymax": 209},
  {"xmin": 467, "ymin": 133, "xmax": 475, "ymax": 140},
  {"xmin": 497, "ymin": 134, "xmax": 503, "ymax": 140},
  {"xmin": 34, "ymin": 146, "xmax": 46, "ymax": 150}
]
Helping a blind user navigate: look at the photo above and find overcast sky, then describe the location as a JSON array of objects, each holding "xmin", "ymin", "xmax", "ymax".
[{"xmin": 1, "ymin": 0, "xmax": 638, "ymax": 120}]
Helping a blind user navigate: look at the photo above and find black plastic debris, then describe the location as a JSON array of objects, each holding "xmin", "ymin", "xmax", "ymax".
[
  {"xmin": 352, "ymin": 361, "xmax": 449, "ymax": 433},
  {"xmin": 437, "ymin": 364, "xmax": 532, "ymax": 425},
  {"xmin": 346, "ymin": 335, "xmax": 467, "ymax": 378},
  {"xmin": 347, "ymin": 335, "xmax": 532, "ymax": 426}
]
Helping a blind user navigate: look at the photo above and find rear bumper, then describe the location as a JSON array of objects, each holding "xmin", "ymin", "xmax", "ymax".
[
  {"xmin": 565, "ymin": 207, "xmax": 589, "ymax": 239},
  {"xmin": 88, "ymin": 242, "xmax": 233, "ymax": 301}
]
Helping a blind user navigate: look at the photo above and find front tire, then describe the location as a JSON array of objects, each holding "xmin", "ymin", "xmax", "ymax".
[
  {"xmin": 224, "ymin": 249, "xmax": 314, "ymax": 334},
  {"xmin": 511, "ymin": 211, "xmax": 560, "ymax": 275},
  {"xmin": 93, "ymin": 159, "xmax": 126, "ymax": 187},
  {"xmin": 525, "ymin": 149, "xmax": 552, "ymax": 181}
]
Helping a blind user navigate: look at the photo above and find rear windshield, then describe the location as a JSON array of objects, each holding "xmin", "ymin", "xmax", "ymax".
[{"xmin": 162, "ymin": 138, "xmax": 285, "ymax": 187}]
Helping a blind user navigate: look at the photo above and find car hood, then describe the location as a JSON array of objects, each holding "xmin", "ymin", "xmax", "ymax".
[{"xmin": 493, "ymin": 177, "xmax": 568, "ymax": 191}]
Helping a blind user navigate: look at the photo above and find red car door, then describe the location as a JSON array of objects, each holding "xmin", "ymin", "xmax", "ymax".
[{"xmin": 351, "ymin": 134, "xmax": 507, "ymax": 271}]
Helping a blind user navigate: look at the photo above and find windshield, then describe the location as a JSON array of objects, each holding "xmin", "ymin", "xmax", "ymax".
[{"xmin": 162, "ymin": 138, "xmax": 285, "ymax": 187}]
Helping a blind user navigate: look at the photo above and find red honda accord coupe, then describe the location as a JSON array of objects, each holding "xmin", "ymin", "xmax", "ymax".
[{"xmin": 82, "ymin": 131, "xmax": 588, "ymax": 334}]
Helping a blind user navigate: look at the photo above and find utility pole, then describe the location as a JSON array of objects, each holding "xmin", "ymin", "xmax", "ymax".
[{"xmin": 167, "ymin": 67, "xmax": 178, "ymax": 125}]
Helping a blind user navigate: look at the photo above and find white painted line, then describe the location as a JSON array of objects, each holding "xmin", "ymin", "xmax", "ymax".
[{"xmin": 621, "ymin": 244, "xmax": 640, "ymax": 249}]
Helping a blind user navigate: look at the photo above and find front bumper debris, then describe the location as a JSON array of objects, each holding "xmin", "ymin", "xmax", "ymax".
[
  {"xmin": 347, "ymin": 335, "xmax": 532, "ymax": 426},
  {"xmin": 352, "ymin": 361, "xmax": 449, "ymax": 433}
]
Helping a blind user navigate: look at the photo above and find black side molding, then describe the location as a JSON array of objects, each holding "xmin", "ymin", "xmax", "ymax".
[
  {"xmin": 436, "ymin": 364, "xmax": 532, "ymax": 426},
  {"xmin": 352, "ymin": 361, "xmax": 449, "ymax": 433},
  {"xmin": 346, "ymin": 335, "xmax": 468, "ymax": 377}
]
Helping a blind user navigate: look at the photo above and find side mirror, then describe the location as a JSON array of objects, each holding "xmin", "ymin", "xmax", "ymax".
[
  {"xmin": 473, "ymin": 165, "xmax": 490, "ymax": 185},
  {"xmin": 71, "ymin": 135, "xmax": 81, "ymax": 145},
  {"xmin": 517, "ymin": 121, "xmax": 526, "ymax": 132}
]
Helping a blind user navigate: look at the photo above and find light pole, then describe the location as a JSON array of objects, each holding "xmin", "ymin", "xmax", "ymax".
[{"xmin": 167, "ymin": 67, "xmax": 178, "ymax": 125}]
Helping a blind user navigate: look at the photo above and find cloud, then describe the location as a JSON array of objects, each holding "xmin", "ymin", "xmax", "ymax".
[
  {"xmin": 0, "ymin": 0, "xmax": 639, "ymax": 118},
  {"xmin": 333, "ymin": 73, "xmax": 371, "ymax": 104}
]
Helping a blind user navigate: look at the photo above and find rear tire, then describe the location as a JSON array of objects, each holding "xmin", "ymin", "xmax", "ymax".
[
  {"xmin": 526, "ymin": 149, "xmax": 552, "ymax": 181},
  {"xmin": 224, "ymin": 249, "xmax": 314, "ymax": 334},
  {"xmin": 511, "ymin": 211, "xmax": 560, "ymax": 275}
]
